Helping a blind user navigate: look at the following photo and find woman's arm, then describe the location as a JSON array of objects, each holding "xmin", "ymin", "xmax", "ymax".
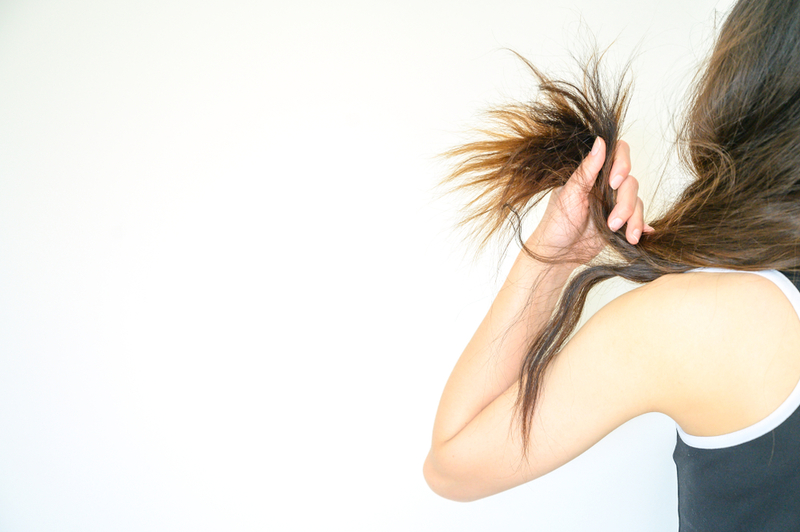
[{"xmin": 424, "ymin": 138, "xmax": 653, "ymax": 500}]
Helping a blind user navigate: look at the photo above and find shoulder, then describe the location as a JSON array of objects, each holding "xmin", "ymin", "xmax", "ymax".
[
  {"xmin": 586, "ymin": 269, "xmax": 800, "ymax": 429},
  {"xmin": 597, "ymin": 269, "xmax": 792, "ymax": 341},
  {"xmin": 607, "ymin": 269, "xmax": 782, "ymax": 319}
]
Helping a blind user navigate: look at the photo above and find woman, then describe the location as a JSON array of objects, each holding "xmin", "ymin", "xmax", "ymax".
[{"xmin": 423, "ymin": 0, "xmax": 800, "ymax": 529}]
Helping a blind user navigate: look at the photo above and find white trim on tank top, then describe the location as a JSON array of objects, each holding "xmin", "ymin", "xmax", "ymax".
[{"xmin": 675, "ymin": 267, "xmax": 800, "ymax": 449}]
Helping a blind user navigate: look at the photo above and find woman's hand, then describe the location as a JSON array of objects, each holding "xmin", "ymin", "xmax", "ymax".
[{"xmin": 526, "ymin": 137, "xmax": 652, "ymax": 266}]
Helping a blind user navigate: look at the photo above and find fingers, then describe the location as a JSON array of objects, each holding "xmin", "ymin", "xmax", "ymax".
[
  {"xmin": 605, "ymin": 139, "xmax": 653, "ymax": 244},
  {"xmin": 569, "ymin": 137, "xmax": 652, "ymax": 245},
  {"xmin": 567, "ymin": 137, "xmax": 606, "ymax": 192},
  {"xmin": 608, "ymin": 140, "xmax": 631, "ymax": 190},
  {"xmin": 627, "ymin": 198, "xmax": 644, "ymax": 244},
  {"xmin": 608, "ymin": 173, "xmax": 647, "ymax": 245}
]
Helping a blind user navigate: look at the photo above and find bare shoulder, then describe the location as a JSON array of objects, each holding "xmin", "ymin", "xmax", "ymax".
[
  {"xmin": 598, "ymin": 270, "xmax": 800, "ymax": 435},
  {"xmin": 609, "ymin": 269, "xmax": 786, "ymax": 321},
  {"xmin": 605, "ymin": 269, "xmax": 796, "ymax": 342},
  {"xmin": 619, "ymin": 270, "xmax": 800, "ymax": 350}
]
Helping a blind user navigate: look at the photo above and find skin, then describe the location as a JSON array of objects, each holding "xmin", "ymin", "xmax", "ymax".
[{"xmin": 423, "ymin": 138, "xmax": 800, "ymax": 502}]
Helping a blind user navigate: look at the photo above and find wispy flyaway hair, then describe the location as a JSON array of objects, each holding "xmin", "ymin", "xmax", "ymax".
[{"xmin": 442, "ymin": 0, "xmax": 800, "ymax": 458}]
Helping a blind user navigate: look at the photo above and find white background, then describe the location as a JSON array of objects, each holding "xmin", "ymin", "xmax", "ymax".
[{"xmin": 0, "ymin": 0, "xmax": 734, "ymax": 530}]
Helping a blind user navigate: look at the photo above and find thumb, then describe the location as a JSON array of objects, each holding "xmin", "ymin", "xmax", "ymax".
[{"xmin": 567, "ymin": 137, "xmax": 605, "ymax": 192}]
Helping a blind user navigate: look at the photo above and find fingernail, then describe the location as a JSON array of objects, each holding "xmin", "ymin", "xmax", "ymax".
[
  {"xmin": 591, "ymin": 137, "xmax": 601, "ymax": 156},
  {"xmin": 610, "ymin": 174, "xmax": 623, "ymax": 189},
  {"xmin": 631, "ymin": 229, "xmax": 641, "ymax": 243},
  {"xmin": 609, "ymin": 217, "xmax": 623, "ymax": 231}
]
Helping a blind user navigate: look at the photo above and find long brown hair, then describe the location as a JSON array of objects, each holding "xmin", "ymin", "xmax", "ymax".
[{"xmin": 441, "ymin": 0, "xmax": 800, "ymax": 459}]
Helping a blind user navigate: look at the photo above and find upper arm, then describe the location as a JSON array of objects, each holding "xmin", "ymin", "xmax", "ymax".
[
  {"xmin": 424, "ymin": 281, "xmax": 673, "ymax": 502},
  {"xmin": 424, "ymin": 270, "xmax": 800, "ymax": 502}
]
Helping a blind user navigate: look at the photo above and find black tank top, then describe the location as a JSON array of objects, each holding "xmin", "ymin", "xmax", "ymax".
[{"xmin": 673, "ymin": 269, "xmax": 800, "ymax": 531}]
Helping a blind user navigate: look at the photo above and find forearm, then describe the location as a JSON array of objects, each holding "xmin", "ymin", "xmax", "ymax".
[{"xmin": 429, "ymin": 249, "xmax": 575, "ymax": 448}]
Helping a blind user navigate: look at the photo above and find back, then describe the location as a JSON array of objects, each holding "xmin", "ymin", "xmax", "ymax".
[{"xmin": 671, "ymin": 269, "xmax": 800, "ymax": 531}]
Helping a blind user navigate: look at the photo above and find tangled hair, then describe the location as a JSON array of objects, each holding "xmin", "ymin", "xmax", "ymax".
[{"xmin": 442, "ymin": 0, "xmax": 800, "ymax": 459}]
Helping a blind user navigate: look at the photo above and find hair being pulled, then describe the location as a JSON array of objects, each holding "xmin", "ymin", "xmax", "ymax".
[{"xmin": 442, "ymin": 0, "xmax": 800, "ymax": 460}]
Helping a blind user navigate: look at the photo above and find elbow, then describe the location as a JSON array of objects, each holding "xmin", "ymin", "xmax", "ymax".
[{"xmin": 422, "ymin": 449, "xmax": 484, "ymax": 503}]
